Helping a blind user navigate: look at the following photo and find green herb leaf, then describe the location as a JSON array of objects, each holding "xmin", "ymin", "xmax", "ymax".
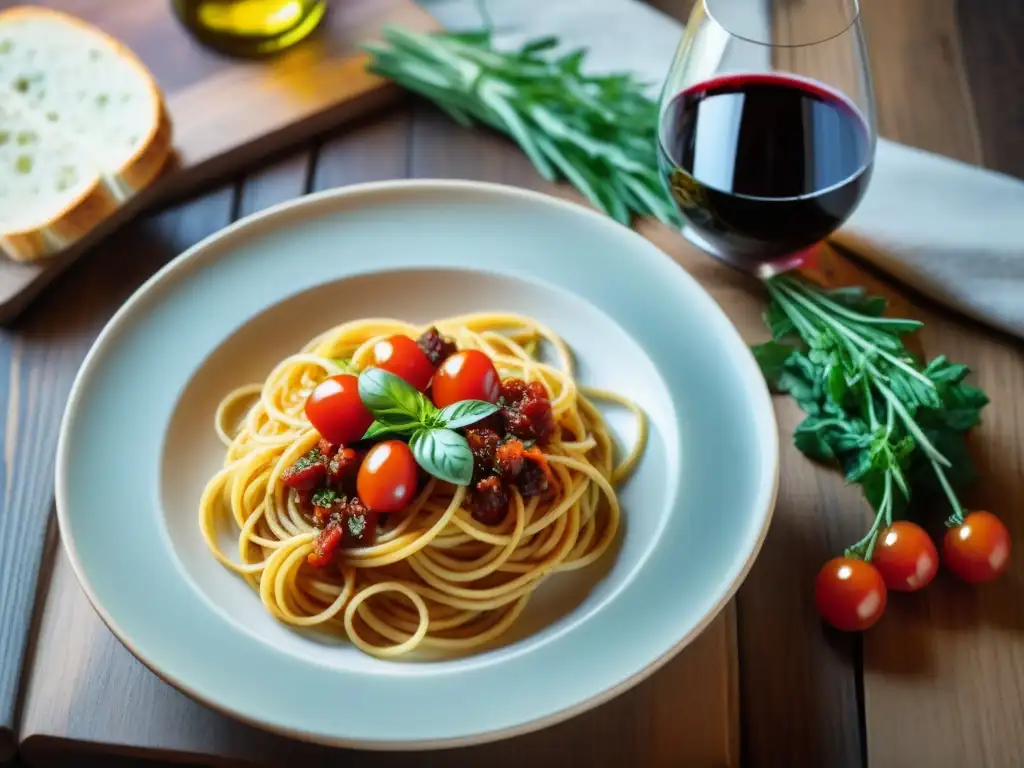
[
  {"xmin": 362, "ymin": 419, "xmax": 419, "ymax": 441},
  {"xmin": 358, "ymin": 367, "xmax": 428, "ymax": 423},
  {"xmin": 311, "ymin": 488, "xmax": 338, "ymax": 508},
  {"xmin": 751, "ymin": 341, "xmax": 796, "ymax": 391},
  {"xmin": 409, "ymin": 428, "xmax": 475, "ymax": 486},
  {"xmin": 347, "ymin": 512, "xmax": 368, "ymax": 538},
  {"xmin": 793, "ymin": 416, "xmax": 847, "ymax": 462},
  {"xmin": 435, "ymin": 399, "xmax": 500, "ymax": 430}
]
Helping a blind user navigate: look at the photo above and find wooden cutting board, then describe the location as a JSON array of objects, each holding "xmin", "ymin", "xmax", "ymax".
[{"xmin": 0, "ymin": 0, "xmax": 437, "ymax": 322}]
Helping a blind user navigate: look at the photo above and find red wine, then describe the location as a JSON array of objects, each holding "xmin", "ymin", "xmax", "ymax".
[{"xmin": 659, "ymin": 73, "xmax": 872, "ymax": 266}]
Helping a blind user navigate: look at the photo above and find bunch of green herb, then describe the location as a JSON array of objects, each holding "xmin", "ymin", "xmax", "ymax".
[
  {"xmin": 752, "ymin": 275, "xmax": 989, "ymax": 558},
  {"xmin": 365, "ymin": 26, "xmax": 681, "ymax": 227}
]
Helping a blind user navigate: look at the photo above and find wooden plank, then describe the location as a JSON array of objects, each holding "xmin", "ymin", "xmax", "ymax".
[
  {"xmin": 0, "ymin": 0, "xmax": 438, "ymax": 324},
  {"xmin": 955, "ymin": 0, "xmax": 1024, "ymax": 179},
  {"xmin": 14, "ymin": 187, "xmax": 245, "ymax": 761},
  {"xmin": 855, "ymin": 1, "xmax": 1024, "ymax": 766},
  {"xmin": 0, "ymin": 181, "xmax": 221, "ymax": 763}
]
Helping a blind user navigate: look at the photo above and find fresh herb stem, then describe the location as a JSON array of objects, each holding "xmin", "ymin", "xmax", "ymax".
[
  {"xmin": 871, "ymin": 379, "xmax": 951, "ymax": 467},
  {"xmin": 776, "ymin": 278, "xmax": 935, "ymax": 389},
  {"xmin": 934, "ymin": 461, "xmax": 967, "ymax": 526},
  {"xmin": 862, "ymin": 377, "xmax": 878, "ymax": 430},
  {"xmin": 847, "ymin": 472, "xmax": 892, "ymax": 561}
]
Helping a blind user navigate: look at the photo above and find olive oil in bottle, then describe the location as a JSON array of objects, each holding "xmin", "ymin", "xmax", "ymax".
[{"xmin": 172, "ymin": 0, "xmax": 327, "ymax": 57}]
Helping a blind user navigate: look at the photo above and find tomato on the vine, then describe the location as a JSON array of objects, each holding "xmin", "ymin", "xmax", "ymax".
[
  {"xmin": 305, "ymin": 374, "xmax": 373, "ymax": 445},
  {"xmin": 815, "ymin": 557, "xmax": 887, "ymax": 631},
  {"xmin": 943, "ymin": 510, "xmax": 1011, "ymax": 584},
  {"xmin": 357, "ymin": 440, "xmax": 418, "ymax": 513},
  {"xmin": 871, "ymin": 521, "xmax": 939, "ymax": 592},
  {"xmin": 431, "ymin": 349, "xmax": 501, "ymax": 408},
  {"xmin": 371, "ymin": 335, "xmax": 435, "ymax": 391}
]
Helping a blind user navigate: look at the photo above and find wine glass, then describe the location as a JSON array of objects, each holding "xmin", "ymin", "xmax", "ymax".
[{"xmin": 657, "ymin": 0, "xmax": 877, "ymax": 278}]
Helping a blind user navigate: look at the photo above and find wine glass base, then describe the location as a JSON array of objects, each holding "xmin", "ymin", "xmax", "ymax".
[{"xmin": 680, "ymin": 226, "xmax": 816, "ymax": 280}]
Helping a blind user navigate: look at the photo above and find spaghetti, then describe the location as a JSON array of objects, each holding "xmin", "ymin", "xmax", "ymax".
[{"xmin": 199, "ymin": 313, "xmax": 645, "ymax": 658}]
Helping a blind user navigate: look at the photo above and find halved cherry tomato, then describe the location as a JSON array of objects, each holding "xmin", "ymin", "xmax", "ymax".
[
  {"xmin": 431, "ymin": 349, "xmax": 501, "ymax": 408},
  {"xmin": 371, "ymin": 335, "xmax": 435, "ymax": 391},
  {"xmin": 815, "ymin": 557, "xmax": 887, "ymax": 631},
  {"xmin": 943, "ymin": 510, "xmax": 1011, "ymax": 584},
  {"xmin": 872, "ymin": 521, "xmax": 939, "ymax": 592},
  {"xmin": 357, "ymin": 440, "xmax": 417, "ymax": 513},
  {"xmin": 305, "ymin": 374, "xmax": 373, "ymax": 445}
]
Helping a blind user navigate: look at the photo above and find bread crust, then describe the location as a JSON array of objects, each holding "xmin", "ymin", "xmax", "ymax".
[{"xmin": 0, "ymin": 5, "xmax": 173, "ymax": 262}]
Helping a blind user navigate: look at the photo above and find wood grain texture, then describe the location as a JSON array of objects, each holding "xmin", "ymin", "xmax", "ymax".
[
  {"xmin": 857, "ymin": 1, "xmax": 1024, "ymax": 766},
  {"xmin": 0, "ymin": 183, "xmax": 234, "ymax": 764},
  {"xmin": 0, "ymin": 0, "xmax": 437, "ymax": 324},
  {"xmin": 955, "ymin": 0, "xmax": 1024, "ymax": 179}
]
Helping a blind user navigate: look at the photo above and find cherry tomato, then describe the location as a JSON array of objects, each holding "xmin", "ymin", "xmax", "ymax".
[
  {"xmin": 814, "ymin": 557, "xmax": 887, "ymax": 632},
  {"xmin": 943, "ymin": 510, "xmax": 1011, "ymax": 584},
  {"xmin": 871, "ymin": 521, "xmax": 939, "ymax": 592},
  {"xmin": 305, "ymin": 374, "xmax": 373, "ymax": 445},
  {"xmin": 431, "ymin": 350, "xmax": 501, "ymax": 408},
  {"xmin": 371, "ymin": 335, "xmax": 435, "ymax": 391},
  {"xmin": 357, "ymin": 440, "xmax": 418, "ymax": 513}
]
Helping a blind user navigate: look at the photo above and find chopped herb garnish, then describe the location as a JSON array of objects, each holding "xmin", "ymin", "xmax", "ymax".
[
  {"xmin": 292, "ymin": 447, "xmax": 323, "ymax": 470},
  {"xmin": 347, "ymin": 513, "xmax": 367, "ymax": 538},
  {"xmin": 311, "ymin": 488, "xmax": 339, "ymax": 508}
]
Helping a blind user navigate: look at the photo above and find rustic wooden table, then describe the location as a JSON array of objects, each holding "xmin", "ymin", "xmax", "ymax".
[{"xmin": 2, "ymin": 1, "xmax": 1023, "ymax": 766}]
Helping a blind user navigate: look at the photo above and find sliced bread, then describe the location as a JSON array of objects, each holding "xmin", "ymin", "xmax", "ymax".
[{"xmin": 0, "ymin": 6, "xmax": 172, "ymax": 261}]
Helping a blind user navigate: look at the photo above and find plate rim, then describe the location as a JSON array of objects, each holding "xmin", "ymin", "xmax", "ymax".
[{"xmin": 55, "ymin": 178, "xmax": 779, "ymax": 750}]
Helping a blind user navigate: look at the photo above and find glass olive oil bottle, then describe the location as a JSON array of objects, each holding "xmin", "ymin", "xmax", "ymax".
[{"xmin": 172, "ymin": 0, "xmax": 327, "ymax": 57}]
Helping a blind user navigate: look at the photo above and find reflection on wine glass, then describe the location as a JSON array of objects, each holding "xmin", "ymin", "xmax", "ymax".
[{"xmin": 658, "ymin": 0, "xmax": 877, "ymax": 278}]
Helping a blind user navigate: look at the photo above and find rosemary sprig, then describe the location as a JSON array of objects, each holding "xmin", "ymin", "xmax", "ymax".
[{"xmin": 364, "ymin": 26, "xmax": 681, "ymax": 227}]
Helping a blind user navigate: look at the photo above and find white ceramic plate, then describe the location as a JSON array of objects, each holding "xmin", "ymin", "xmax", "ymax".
[{"xmin": 56, "ymin": 180, "xmax": 778, "ymax": 749}]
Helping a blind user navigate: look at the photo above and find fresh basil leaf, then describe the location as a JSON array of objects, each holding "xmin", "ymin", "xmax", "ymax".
[
  {"xmin": 362, "ymin": 419, "xmax": 419, "ymax": 441},
  {"xmin": 409, "ymin": 428, "xmax": 474, "ymax": 486},
  {"xmin": 358, "ymin": 367, "xmax": 429, "ymax": 422},
  {"xmin": 332, "ymin": 358, "xmax": 357, "ymax": 373},
  {"xmin": 417, "ymin": 395, "xmax": 439, "ymax": 424},
  {"xmin": 435, "ymin": 399, "xmax": 500, "ymax": 430}
]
